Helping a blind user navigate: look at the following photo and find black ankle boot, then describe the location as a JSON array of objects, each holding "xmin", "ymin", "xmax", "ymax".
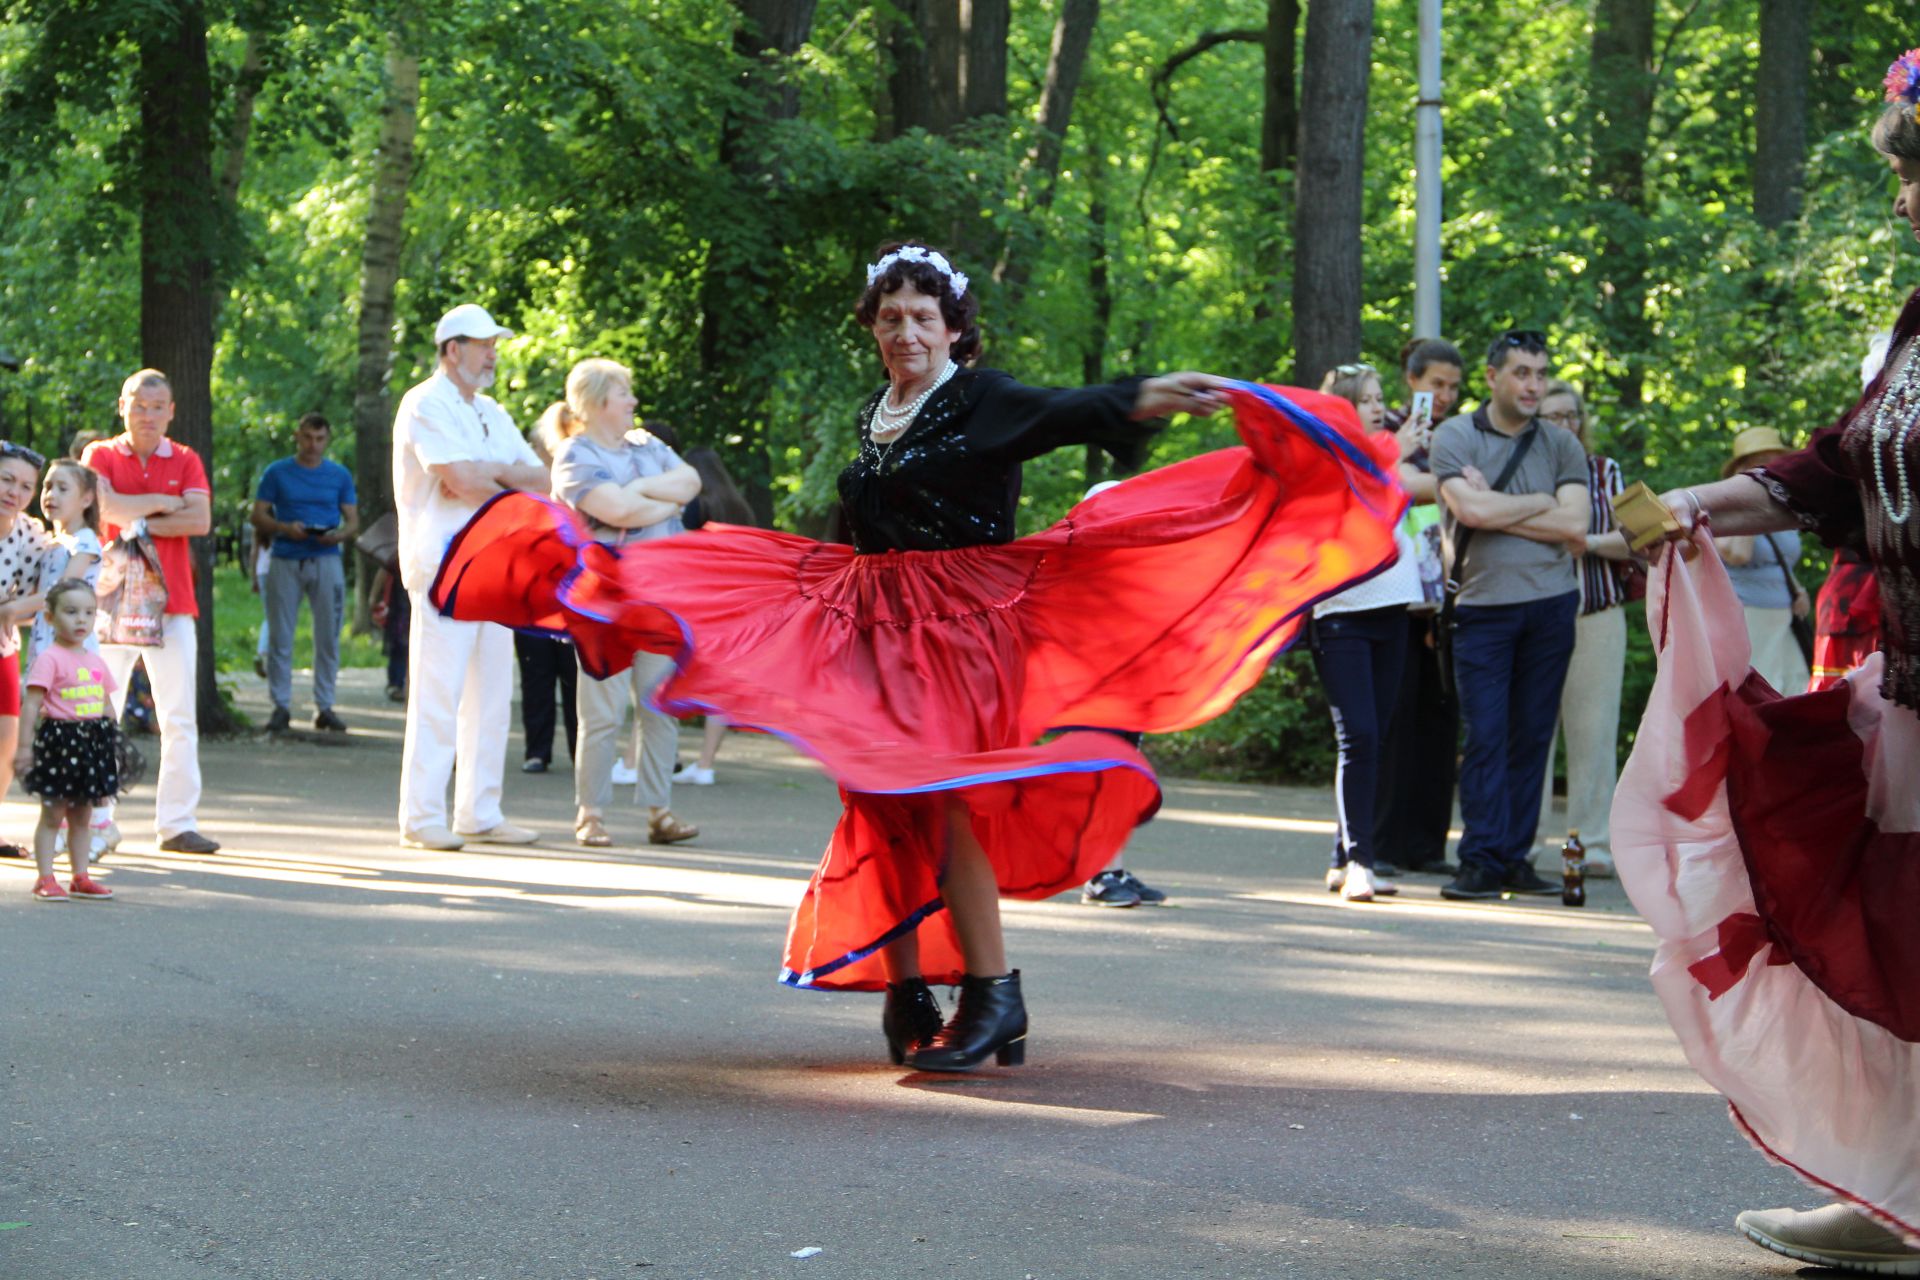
[
  {"xmin": 882, "ymin": 978, "xmax": 944, "ymax": 1065},
  {"xmin": 908, "ymin": 971, "xmax": 1026, "ymax": 1072}
]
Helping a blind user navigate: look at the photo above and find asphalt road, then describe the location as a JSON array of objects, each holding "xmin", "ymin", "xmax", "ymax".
[{"xmin": 1, "ymin": 669, "xmax": 1821, "ymax": 1279}]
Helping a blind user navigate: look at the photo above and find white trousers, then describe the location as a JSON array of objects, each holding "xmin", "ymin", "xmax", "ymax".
[
  {"xmin": 102, "ymin": 614, "xmax": 202, "ymax": 839},
  {"xmin": 398, "ymin": 590, "xmax": 512, "ymax": 835},
  {"xmin": 1538, "ymin": 606, "xmax": 1626, "ymax": 852}
]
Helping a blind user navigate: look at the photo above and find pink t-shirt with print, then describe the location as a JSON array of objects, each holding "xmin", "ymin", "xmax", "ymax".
[{"xmin": 26, "ymin": 645, "xmax": 118, "ymax": 722}]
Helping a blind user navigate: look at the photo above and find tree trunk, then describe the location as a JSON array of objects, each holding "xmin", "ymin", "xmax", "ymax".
[
  {"xmin": 885, "ymin": 0, "xmax": 932, "ymax": 138},
  {"xmin": 1291, "ymin": 0, "xmax": 1373, "ymax": 388},
  {"xmin": 349, "ymin": 36, "xmax": 419, "ymax": 632},
  {"xmin": 1083, "ymin": 184, "xmax": 1112, "ymax": 487},
  {"xmin": 962, "ymin": 0, "xmax": 1009, "ymax": 119},
  {"xmin": 1027, "ymin": 0, "xmax": 1099, "ymax": 204},
  {"xmin": 138, "ymin": 2, "xmax": 230, "ymax": 731},
  {"xmin": 1754, "ymin": 0, "xmax": 1811, "ymax": 228},
  {"xmin": 1252, "ymin": 0, "xmax": 1300, "ymax": 330},
  {"xmin": 698, "ymin": 0, "xmax": 820, "ymax": 524},
  {"xmin": 991, "ymin": 0, "xmax": 1099, "ymax": 303},
  {"xmin": 923, "ymin": 1, "xmax": 964, "ymax": 133},
  {"xmin": 218, "ymin": 29, "xmax": 266, "ymax": 210},
  {"xmin": 1588, "ymin": 0, "xmax": 1655, "ymax": 409}
]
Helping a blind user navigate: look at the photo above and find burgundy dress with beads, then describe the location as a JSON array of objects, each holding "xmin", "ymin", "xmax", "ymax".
[
  {"xmin": 1613, "ymin": 286, "xmax": 1920, "ymax": 1241},
  {"xmin": 433, "ymin": 372, "xmax": 1405, "ymax": 991}
]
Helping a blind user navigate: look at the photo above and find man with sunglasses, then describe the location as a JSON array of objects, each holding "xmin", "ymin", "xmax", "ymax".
[
  {"xmin": 1428, "ymin": 331, "xmax": 1589, "ymax": 900},
  {"xmin": 80, "ymin": 369, "xmax": 220, "ymax": 854}
]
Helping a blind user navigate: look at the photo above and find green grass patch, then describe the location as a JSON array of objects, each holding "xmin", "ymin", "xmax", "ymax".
[{"xmin": 210, "ymin": 563, "xmax": 385, "ymax": 676}]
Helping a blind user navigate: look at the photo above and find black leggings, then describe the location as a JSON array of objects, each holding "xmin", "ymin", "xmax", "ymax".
[{"xmin": 1308, "ymin": 606, "xmax": 1410, "ymax": 871}]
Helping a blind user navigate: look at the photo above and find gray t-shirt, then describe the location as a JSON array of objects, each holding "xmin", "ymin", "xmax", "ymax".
[
  {"xmin": 1725, "ymin": 529, "xmax": 1801, "ymax": 609},
  {"xmin": 551, "ymin": 431, "xmax": 687, "ymax": 545},
  {"xmin": 1429, "ymin": 408, "xmax": 1588, "ymax": 606}
]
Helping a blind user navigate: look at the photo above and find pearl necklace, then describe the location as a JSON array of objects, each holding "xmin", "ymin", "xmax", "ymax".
[
  {"xmin": 1870, "ymin": 341, "xmax": 1920, "ymax": 525},
  {"xmin": 871, "ymin": 360, "xmax": 956, "ymax": 444}
]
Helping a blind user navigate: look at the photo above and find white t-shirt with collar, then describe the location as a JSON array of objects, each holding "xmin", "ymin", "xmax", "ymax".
[{"xmin": 392, "ymin": 370, "xmax": 541, "ymax": 592}]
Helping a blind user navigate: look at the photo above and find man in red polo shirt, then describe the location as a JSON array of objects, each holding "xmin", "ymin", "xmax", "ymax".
[{"xmin": 81, "ymin": 369, "xmax": 220, "ymax": 854}]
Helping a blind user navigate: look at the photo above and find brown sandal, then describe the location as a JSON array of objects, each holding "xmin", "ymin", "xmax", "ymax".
[
  {"xmin": 648, "ymin": 810, "xmax": 699, "ymax": 845},
  {"xmin": 575, "ymin": 816, "xmax": 612, "ymax": 848}
]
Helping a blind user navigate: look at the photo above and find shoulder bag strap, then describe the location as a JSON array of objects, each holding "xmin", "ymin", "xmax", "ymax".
[
  {"xmin": 1446, "ymin": 422, "xmax": 1542, "ymax": 592},
  {"xmin": 1760, "ymin": 534, "xmax": 1798, "ymax": 599}
]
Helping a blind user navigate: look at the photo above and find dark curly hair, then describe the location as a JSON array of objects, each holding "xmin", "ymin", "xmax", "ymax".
[{"xmin": 852, "ymin": 240, "xmax": 982, "ymax": 365}]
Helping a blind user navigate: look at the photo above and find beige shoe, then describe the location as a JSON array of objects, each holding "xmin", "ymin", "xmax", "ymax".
[
  {"xmin": 459, "ymin": 821, "xmax": 538, "ymax": 845},
  {"xmin": 402, "ymin": 825, "xmax": 465, "ymax": 851},
  {"xmin": 1736, "ymin": 1204, "xmax": 1920, "ymax": 1274},
  {"xmin": 575, "ymin": 816, "xmax": 612, "ymax": 848}
]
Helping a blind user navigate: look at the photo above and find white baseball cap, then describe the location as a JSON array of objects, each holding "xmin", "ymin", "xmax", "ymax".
[{"xmin": 434, "ymin": 303, "xmax": 513, "ymax": 345}]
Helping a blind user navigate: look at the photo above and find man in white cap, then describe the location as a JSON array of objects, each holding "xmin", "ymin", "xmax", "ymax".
[{"xmin": 392, "ymin": 304, "xmax": 550, "ymax": 849}]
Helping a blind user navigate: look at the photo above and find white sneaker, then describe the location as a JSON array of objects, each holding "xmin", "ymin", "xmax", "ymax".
[
  {"xmin": 1736, "ymin": 1204, "xmax": 1920, "ymax": 1274},
  {"xmin": 458, "ymin": 821, "xmax": 539, "ymax": 846},
  {"xmin": 673, "ymin": 764, "xmax": 715, "ymax": 786},
  {"xmin": 1324, "ymin": 865, "xmax": 1346, "ymax": 893},
  {"xmin": 402, "ymin": 824, "xmax": 465, "ymax": 851},
  {"xmin": 1341, "ymin": 864, "xmax": 1399, "ymax": 902},
  {"xmin": 611, "ymin": 758, "xmax": 638, "ymax": 786}
]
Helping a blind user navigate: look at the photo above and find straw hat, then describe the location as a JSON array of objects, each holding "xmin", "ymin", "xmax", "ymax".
[{"xmin": 1722, "ymin": 425, "xmax": 1792, "ymax": 478}]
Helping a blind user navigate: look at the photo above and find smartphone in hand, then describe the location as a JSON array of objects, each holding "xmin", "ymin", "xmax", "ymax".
[{"xmin": 1409, "ymin": 390, "xmax": 1435, "ymax": 432}]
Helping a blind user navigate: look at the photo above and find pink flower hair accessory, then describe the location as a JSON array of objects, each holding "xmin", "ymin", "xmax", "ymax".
[{"xmin": 1884, "ymin": 48, "xmax": 1920, "ymax": 123}]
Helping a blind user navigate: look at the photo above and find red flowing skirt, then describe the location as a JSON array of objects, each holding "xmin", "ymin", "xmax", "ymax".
[
  {"xmin": 1614, "ymin": 538, "xmax": 1920, "ymax": 1241},
  {"xmin": 433, "ymin": 384, "xmax": 1406, "ymax": 990}
]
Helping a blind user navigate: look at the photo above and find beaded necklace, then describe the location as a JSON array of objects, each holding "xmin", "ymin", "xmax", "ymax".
[
  {"xmin": 866, "ymin": 360, "xmax": 956, "ymax": 469},
  {"xmin": 1870, "ymin": 340, "xmax": 1920, "ymax": 525}
]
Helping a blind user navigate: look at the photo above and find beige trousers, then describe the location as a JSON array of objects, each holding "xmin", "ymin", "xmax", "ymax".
[
  {"xmin": 1538, "ymin": 607, "xmax": 1626, "ymax": 853},
  {"xmin": 576, "ymin": 650, "xmax": 677, "ymax": 814}
]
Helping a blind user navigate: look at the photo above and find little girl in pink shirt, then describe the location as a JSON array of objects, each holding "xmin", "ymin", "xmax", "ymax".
[{"xmin": 16, "ymin": 580, "xmax": 133, "ymax": 901}]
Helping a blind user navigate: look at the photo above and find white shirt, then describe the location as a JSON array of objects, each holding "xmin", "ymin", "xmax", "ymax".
[
  {"xmin": 392, "ymin": 371, "xmax": 540, "ymax": 592},
  {"xmin": 1313, "ymin": 522, "xmax": 1426, "ymax": 618}
]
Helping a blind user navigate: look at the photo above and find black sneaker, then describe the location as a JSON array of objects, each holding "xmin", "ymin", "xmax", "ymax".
[
  {"xmin": 1440, "ymin": 864, "xmax": 1504, "ymax": 900},
  {"xmin": 1081, "ymin": 870, "xmax": 1142, "ymax": 907},
  {"xmin": 313, "ymin": 709, "xmax": 347, "ymax": 733},
  {"xmin": 266, "ymin": 707, "xmax": 291, "ymax": 733},
  {"xmin": 1115, "ymin": 869, "xmax": 1167, "ymax": 905},
  {"xmin": 1413, "ymin": 858, "xmax": 1459, "ymax": 876},
  {"xmin": 521, "ymin": 758, "xmax": 549, "ymax": 774},
  {"xmin": 1502, "ymin": 862, "xmax": 1561, "ymax": 896},
  {"xmin": 1374, "ymin": 862, "xmax": 1403, "ymax": 878}
]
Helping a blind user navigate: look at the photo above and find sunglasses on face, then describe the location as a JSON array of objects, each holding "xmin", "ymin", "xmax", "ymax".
[{"xmin": 0, "ymin": 442, "xmax": 46, "ymax": 470}]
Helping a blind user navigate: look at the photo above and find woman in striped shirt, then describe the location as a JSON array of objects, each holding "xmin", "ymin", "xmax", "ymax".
[{"xmin": 1535, "ymin": 380, "xmax": 1635, "ymax": 876}]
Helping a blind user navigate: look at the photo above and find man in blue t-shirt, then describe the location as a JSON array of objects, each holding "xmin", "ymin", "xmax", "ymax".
[{"xmin": 251, "ymin": 412, "xmax": 360, "ymax": 732}]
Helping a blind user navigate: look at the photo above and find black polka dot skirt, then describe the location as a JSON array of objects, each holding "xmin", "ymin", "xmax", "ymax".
[{"xmin": 25, "ymin": 717, "xmax": 137, "ymax": 803}]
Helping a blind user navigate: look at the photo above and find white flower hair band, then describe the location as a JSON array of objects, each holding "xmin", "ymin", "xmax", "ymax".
[{"xmin": 866, "ymin": 245, "xmax": 970, "ymax": 299}]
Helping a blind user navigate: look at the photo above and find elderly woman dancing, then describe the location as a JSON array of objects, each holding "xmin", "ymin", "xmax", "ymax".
[
  {"xmin": 1612, "ymin": 55, "xmax": 1920, "ymax": 1272},
  {"xmin": 432, "ymin": 240, "xmax": 1404, "ymax": 1071}
]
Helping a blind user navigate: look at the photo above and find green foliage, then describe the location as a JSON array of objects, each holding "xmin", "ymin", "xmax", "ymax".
[
  {"xmin": 2, "ymin": 0, "xmax": 1912, "ymax": 782},
  {"xmin": 209, "ymin": 561, "xmax": 384, "ymax": 675},
  {"xmin": 1148, "ymin": 650, "xmax": 1336, "ymax": 784}
]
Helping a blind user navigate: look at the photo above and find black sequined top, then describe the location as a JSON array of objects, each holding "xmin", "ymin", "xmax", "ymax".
[
  {"xmin": 837, "ymin": 368, "xmax": 1153, "ymax": 554},
  {"xmin": 1758, "ymin": 285, "xmax": 1920, "ymax": 710}
]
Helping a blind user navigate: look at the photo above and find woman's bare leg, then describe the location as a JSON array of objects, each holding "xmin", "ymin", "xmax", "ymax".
[
  {"xmin": 697, "ymin": 716, "xmax": 726, "ymax": 770},
  {"xmin": 880, "ymin": 930, "xmax": 920, "ymax": 982},
  {"xmin": 941, "ymin": 800, "xmax": 1008, "ymax": 976}
]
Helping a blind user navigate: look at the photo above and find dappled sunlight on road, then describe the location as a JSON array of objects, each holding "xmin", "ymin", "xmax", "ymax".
[{"xmin": 67, "ymin": 842, "xmax": 809, "ymax": 918}]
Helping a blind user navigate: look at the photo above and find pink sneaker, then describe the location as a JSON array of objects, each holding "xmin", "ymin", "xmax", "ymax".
[
  {"xmin": 32, "ymin": 874, "xmax": 69, "ymax": 902},
  {"xmin": 69, "ymin": 876, "xmax": 114, "ymax": 901}
]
